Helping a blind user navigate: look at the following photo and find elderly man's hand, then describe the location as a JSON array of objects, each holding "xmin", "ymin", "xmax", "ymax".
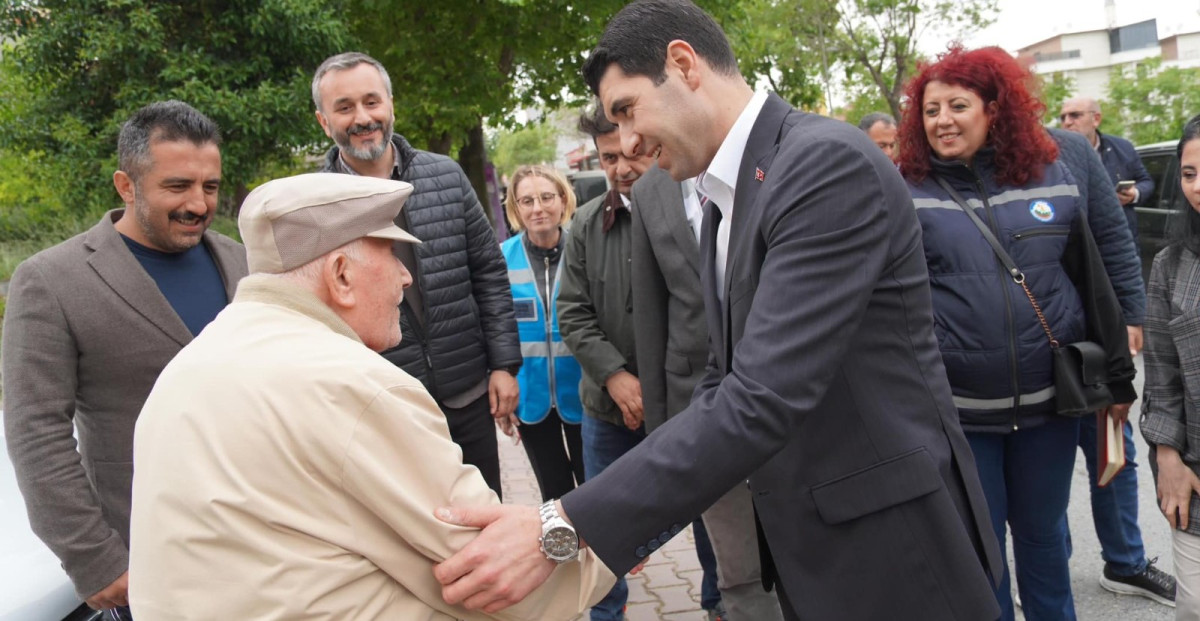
[
  {"xmin": 489, "ymin": 370, "xmax": 519, "ymax": 419},
  {"xmin": 433, "ymin": 504, "xmax": 556, "ymax": 612}
]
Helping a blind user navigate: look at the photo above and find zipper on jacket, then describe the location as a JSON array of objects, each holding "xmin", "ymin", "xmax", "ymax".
[
  {"xmin": 1012, "ymin": 226, "xmax": 1070, "ymax": 240},
  {"xmin": 543, "ymin": 254, "xmax": 558, "ymax": 410},
  {"xmin": 403, "ymin": 303, "xmax": 439, "ymax": 402},
  {"xmin": 972, "ymin": 170, "xmax": 1022, "ymax": 431}
]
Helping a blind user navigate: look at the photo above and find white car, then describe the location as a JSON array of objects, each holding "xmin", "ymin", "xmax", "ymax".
[{"xmin": 1, "ymin": 414, "xmax": 100, "ymax": 621}]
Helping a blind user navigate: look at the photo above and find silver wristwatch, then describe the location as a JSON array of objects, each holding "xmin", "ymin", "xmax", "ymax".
[{"xmin": 538, "ymin": 501, "xmax": 579, "ymax": 563}]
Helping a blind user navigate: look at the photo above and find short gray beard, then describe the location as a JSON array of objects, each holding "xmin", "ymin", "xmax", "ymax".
[{"xmin": 337, "ymin": 123, "xmax": 394, "ymax": 162}]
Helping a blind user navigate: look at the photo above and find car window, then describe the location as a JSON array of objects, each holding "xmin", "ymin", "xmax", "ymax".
[{"xmin": 1141, "ymin": 152, "xmax": 1177, "ymax": 209}]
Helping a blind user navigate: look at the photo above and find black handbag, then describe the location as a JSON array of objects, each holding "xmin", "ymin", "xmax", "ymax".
[{"xmin": 932, "ymin": 176, "xmax": 1114, "ymax": 417}]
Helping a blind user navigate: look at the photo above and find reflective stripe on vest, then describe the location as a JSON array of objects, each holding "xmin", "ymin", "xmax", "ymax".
[{"xmin": 952, "ymin": 385, "xmax": 1056, "ymax": 410}]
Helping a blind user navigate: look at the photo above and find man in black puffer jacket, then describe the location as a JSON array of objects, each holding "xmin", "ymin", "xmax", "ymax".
[{"xmin": 312, "ymin": 52, "xmax": 520, "ymax": 498}]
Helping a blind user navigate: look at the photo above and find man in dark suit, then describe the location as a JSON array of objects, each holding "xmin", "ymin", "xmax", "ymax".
[
  {"xmin": 2, "ymin": 101, "xmax": 248, "ymax": 615},
  {"xmin": 1060, "ymin": 97, "xmax": 1154, "ymax": 250},
  {"xmin": 431, "ymin": 2, "xmax": 1001, "ymax": 618},
  {"xmin": 632, "ymin": 164, "xmax": 781, "ymax": 619}
]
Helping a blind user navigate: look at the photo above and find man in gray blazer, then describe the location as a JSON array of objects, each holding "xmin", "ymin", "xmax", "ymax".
[
  {"xmin": 631, "ymin": 164, "xmax": 781, "ymax": 620},
  {"xmin": 2, "ymin": 101, "xmax": 247, "ymax": 613},
  {"xmin": 432, "ymin": 2, "xmax": 1001, "ymax": 619}
]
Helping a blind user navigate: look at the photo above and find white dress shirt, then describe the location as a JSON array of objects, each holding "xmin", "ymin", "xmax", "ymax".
[
  {"xmin": 681, "ymin": 178, "xmax": 704, "ymax": 241},
  {"xmin": 696, "ymin": 90, "xmax": 769, "ymax": 300}
]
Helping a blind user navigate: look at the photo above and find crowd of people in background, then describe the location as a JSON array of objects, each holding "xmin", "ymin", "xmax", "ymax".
[{"xmin": 7, "ymin": 0, "xmax": 1200, "ymax": 620}]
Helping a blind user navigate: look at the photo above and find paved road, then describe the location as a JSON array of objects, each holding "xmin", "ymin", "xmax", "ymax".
[{"xmin": 499, "ymin": 356, "xmax": 1176, "ymax": 620}]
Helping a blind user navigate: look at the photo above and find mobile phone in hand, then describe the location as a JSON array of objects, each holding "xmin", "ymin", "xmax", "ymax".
[{"xmin": 1116, "ymin": 180, "xmax": 1136, "ymax": 191}]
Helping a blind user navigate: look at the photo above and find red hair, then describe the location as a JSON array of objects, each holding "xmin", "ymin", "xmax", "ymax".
[{"xmin": 897, "ymin": 45, "xmax": 1057, "ymax": 187}]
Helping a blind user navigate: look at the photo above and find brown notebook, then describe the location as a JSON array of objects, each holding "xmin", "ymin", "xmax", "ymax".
[{"xmin": 1097, "ymin": 410, "xmax": 1126, "ymax": 487}]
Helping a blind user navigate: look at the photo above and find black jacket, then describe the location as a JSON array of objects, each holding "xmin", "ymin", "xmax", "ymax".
[
  {"xmin": 321, "ymin": 135, "xmax": 520, "ymax": 400},
  {"xmin": 1049, "ymin": 128, "xmax": 1146, "ymax": 326}
]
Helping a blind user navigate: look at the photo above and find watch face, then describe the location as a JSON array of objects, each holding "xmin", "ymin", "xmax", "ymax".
[{"xmin": 542, "ymin": 525, "xmax": 578, "ymax": 559}]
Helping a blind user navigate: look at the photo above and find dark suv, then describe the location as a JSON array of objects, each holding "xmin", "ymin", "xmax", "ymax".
[{"xmin": 1135, "ymin": 140, "xmax": 1185, "ymax": 281}]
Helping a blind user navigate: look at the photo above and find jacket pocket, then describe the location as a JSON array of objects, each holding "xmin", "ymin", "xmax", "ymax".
[
  {"xmin": 1011, "ymin": 225, "xmax": 1070, "ymax": 241},
  {"xmin": 810, "ymin": 447, "xmax": 941, "ymax": 525},
  {"xmin": 663, "ymin": 349, "xmax": 692, "ymax": 376}
]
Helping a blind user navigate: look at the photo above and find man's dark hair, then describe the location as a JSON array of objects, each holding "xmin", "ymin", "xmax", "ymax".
[
  {"xmin": 1171, "ymin": 113, "xmax": 1200, "ymax": 254},
  {"xmin": 582, "ymin": 0, "xmax": 739, "ymax": 96},
  {"xmin": 118, "ymin": 100, "xmax": 221, "ymax": 182},
  {"xmin": 578, "ymin": 101, "xmax": 617, "ymax": 141},
  {"xmin": 858, "ymin": 112, "xmax": 896, "ymax": 132}
]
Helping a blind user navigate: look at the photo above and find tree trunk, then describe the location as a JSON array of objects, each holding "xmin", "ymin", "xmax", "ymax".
[
  {"xmin": 426, "ymin": 131, "xmax": 453, "ymax": 156},
  {"xmin": 457, "ymin": 120, "xmax": 495, "ymax": 227}
]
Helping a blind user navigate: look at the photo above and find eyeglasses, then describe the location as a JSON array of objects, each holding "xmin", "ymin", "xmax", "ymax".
[
  {"xmin": 1058, "ymin": 111, "xmax": 1092, "ymax": 123},
  {"xmin": 517, "ymin": 192, "xmax": 561, "ymax": 209}
]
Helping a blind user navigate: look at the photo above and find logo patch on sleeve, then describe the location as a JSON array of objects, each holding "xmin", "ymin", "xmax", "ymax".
[
  {"xmin": 513, "ymin": 298, "xmax": 538, "ymax": 322},
  {"xmin": 1029, "ymin": 200, "xmax": 1055, "ymax": 222}
]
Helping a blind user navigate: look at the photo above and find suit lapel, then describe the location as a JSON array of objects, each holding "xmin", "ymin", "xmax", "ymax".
[
  {"xmin": 721, "ymin": 93, "xmax": 793, "ymax": 303},
  {"xmin": 204, "ymin": 232, "xmax": 243, "ymax": 301},
  {"xmin": 85, "ymin": 211, "xmax": 194, "ymax": 347},
  {"xmin": 650, "ymin": 168, "xmax": 700, "ymax": 275}
]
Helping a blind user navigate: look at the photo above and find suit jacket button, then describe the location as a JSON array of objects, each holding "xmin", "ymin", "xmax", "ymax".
[
  {"xmin": 635, "ymin": 546, "xmax": 649, "ymax": 558},
  {"xmin": 669, "ymin": 524, "xmax": 683, "ymax": 535},
  {"xmin": 647, "ymin": 540, "xmax": 661, "ymax": 552}
]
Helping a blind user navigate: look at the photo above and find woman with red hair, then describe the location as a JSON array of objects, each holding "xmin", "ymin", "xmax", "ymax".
[{"xmin": 898, "ymin": 46, "xmax": 1135, "ymax": 620}]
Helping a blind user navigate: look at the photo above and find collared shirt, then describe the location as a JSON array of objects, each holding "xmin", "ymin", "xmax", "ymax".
[
  {"xmin": 681, "ymin": 178, "xmax": 703, "ymax": 241},
  {"xmin": 333, "ymin": 146, "xmax": 403, "ymax": 180},
  {"xmin": 602, "ymin": 192, "xmax": 633, "ymax": 234},
  {"xmin": 696, "ymin": 90, "xmax": 769, "ymax": 299}
]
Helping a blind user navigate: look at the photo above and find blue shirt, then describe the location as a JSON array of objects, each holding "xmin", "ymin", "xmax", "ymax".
[{"xmin": 121, "ymin": 235, "xmax": 228, "ymax": 336}]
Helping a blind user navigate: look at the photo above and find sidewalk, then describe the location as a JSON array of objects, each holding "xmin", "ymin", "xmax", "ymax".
[{"xmin": 498, "ymin": 431, "xmax": 712, "ymax": 620}]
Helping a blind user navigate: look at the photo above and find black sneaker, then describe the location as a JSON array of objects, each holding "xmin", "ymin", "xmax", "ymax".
[{"xmin": 1099, "ymin": 558, "xmax": 1177, "ymax": 607}]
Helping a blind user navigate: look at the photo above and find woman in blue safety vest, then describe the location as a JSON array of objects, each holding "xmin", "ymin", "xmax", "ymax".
[{"xmin": 500, "ymin": 165, "xmax": 585, "ymax": 501}]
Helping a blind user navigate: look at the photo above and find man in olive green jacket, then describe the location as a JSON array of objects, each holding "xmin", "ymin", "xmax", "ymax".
[{"xmin": 555, "ymin": 105, "xmax": 652, "ymax": 621}]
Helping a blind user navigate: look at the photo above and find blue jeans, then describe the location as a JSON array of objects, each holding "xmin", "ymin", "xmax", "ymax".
[
  {"xmin": 692, "ymin": 516, "xmax": 722, "ymax": 611},
  {"xmin": 582, "ymin": 415, "xmax": 646, "ymax": 621},
  {"xmin": 967, "ymin": 417, "xmax": 1079, "ymax": 621},
  {"xmin": 1076, "ymin": 416, "xmax": 1148, "ymax": 576}
]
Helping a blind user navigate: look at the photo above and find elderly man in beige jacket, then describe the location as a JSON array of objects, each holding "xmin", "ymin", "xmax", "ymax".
[{"xmin": 128, "ymin": 173, "xmax": 612, "ymax": 620}]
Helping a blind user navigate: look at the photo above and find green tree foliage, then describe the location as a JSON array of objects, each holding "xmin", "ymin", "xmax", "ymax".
[
  {"xmin": 832, "ymin": 0, "xmax": 997, "ymax": 119},
  {"xmin": 487, "ymin": 121, "xmax": 558, "ymax": 180},
  {"xmin": 340, "ymin": 0, "xmax": 635, "ymax": 220},
  {"xmin": 724, "ymin": 0, "xmax": 835, "ymax": 110},
  {"xmin": 0, "ymin": 0, "xmax": 352, "ymax": 232},
  {"xmin": 1102, "ymin": 58, "xmax": 1200, "ymax": 146},
  {"xmin": 1037, "ymin": 72, "xmax": 1076, "ymax": 126}
]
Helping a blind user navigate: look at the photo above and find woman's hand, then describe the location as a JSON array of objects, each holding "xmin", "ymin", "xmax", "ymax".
[
  {"xmin": 1102, "ymin": 402, "xmax": 1133, "ymax": 425},
  {"xmin": 1156, "ymin": 445, "xmax": 1200, "ymax": 529}
]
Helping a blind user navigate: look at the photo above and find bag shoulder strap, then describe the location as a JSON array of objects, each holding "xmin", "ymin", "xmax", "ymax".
[
  {"xmin": 932, "ymin": 175, "xmax": 1022, "ymax": 281},
  {"xmin": 932, "ymin": 175, "xmax": 1059, "ymax": 347}
]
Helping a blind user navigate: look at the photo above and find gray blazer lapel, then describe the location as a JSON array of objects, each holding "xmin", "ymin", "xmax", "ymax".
[
  {"xmin": 84, "ymin": 211, "xmax": 194, "ymax": 347},
  {"xmin": 649, "ymin": 169, "xmax": 700, "ymax": 275},
  {"xmin": 204, "ymin": 232, "xmax": 245, "ymax": 301}
]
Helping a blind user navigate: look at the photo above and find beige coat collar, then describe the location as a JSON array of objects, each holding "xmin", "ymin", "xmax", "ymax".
[{"xmin": 233, "ymin": 275, "xmax": 362, "ymax": 345}]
